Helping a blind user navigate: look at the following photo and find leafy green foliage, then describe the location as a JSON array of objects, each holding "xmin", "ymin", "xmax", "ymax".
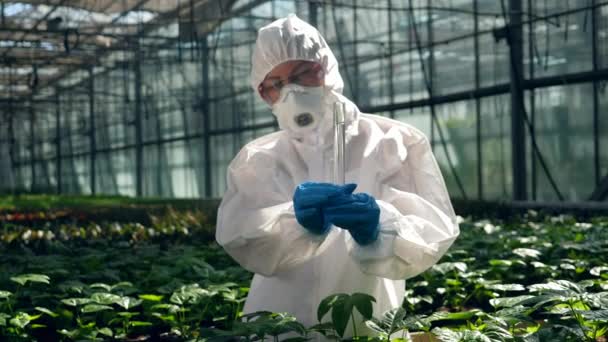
[
  {"xmin": 395, "ymin": 214, "xmax": 608, "ymax": 342},
  {"xmin": 10, "ymin": 274, "xmax": 50, "ymax": 286},
  {"xmin": 0, "ymin": 204, "xmax": 606, "ymax": 341},
  {"xmin": 0, "ymin": 221, "xmax": 249, "ymax": 340}
]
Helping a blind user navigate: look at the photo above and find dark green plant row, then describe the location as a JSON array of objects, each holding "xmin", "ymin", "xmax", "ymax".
[
  {"xmin": 3, "ymin": 194, "xmax": 606, "ymax": 224},
  {"xmin": 1, "ymin": 208, "xmax": 215, "ymax": 246},
  {"xmin": 0, "ymin": 213, "xmax": 607, "ymax": 341},
  {"xmin": 0, "ymin": 194, "xmax": 220, "ymax": 213},
  {"xmin": 203, "ymin": 213, "xmax": 608, "ymax": 341},
  {"xmin": 0, "ymin": 239, "xmax": 250, "ymax": 341}
]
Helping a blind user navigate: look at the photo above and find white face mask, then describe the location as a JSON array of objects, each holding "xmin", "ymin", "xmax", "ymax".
[{"xmin": 271, "ymin": 84, "xmax": 327, "ymax": 137}]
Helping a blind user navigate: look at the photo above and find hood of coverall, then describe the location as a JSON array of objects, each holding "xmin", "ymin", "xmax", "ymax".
[{"xmin": 251, "ymin": 14, "xmax": 359, "ymax": 145}]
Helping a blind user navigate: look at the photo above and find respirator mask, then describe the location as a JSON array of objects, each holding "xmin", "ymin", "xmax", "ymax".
[{"xmin": 271, "ymin": 84, "xmax": 330, "ymax": 138}]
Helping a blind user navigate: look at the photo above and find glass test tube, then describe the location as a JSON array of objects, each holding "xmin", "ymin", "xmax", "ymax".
[{"xmin": 333, "ymin": 102, "xmax": 346, "ymax": 184}]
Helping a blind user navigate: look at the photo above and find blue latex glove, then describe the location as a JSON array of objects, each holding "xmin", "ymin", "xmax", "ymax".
[
  {"xmin": 293, "ymin": 182, "xmax": 357, "ymax": 235},
  {"xmin": 324, "ymin": 193, "xmax": 380, "ymax": 246}
]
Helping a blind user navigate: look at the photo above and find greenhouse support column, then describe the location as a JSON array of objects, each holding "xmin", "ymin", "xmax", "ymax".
[
  {"xmin": 134, "ymin": 44, "xmax": 144, "ymax": 197},
  {"xmin": 8, "ymin": 105, "xmax": 15, "ymax": 186},
  {"xmin": 201, "ymin": 36, "xmax": 212, "ymax": 198},
  {"xmin": 230, "ymin": 26, "xmax": 240, "ymax": 155},
  {"xmin": 29, "ymin": 101, "xmax": 36, "ymax": 190},
  {"xmin": 308, "ymin": 0, "xmax": 318, "ymax": 27},
  {"xmin": 509, "ymin": 0, "xmax": 527, "ymax": 201},
  {"xmin": 427, "ymin": 0, "xmax": 435, "ymax": 150},
  {"xmin": 88, "ymin": 66, "xmax": 96, "ymax": 194},
  {"xmin": 527, "ymin": 0, "xmax": 536, "ymax": 200},
  {"xmin": 353, "ymin": 0, "xmax": 359, "ymax": 102},
  {"xmin": 592, "ymin": 0, "xmax": 600, "ymax": 186},
  {"xmin": 55, "ymin": 90, "xmax": 62, "ymax": 194},
  {"xmin": 474, "ymin": 0, "xmax": 482, "ymax": 199},
  {"xmin": 247, "ymin": 13, "xmax": 256, "ymax": 139},
  {"xmin": 388, "ymin": 0, "xmax": 395, "ymax": 119}
]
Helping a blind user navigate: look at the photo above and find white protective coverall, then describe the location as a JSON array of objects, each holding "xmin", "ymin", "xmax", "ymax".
[{"xmin": 216, "ymin": 14, "xmax": 460, "ymax": 335}]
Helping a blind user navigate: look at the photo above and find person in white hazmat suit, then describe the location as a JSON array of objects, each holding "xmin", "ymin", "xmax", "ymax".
[{"xmin": 216, "ymin": 13, "xmax": 460, "ymax": 336}]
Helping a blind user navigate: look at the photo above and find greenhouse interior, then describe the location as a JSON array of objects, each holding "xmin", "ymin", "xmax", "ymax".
[{"xmin": 0, "ymin": 0, "xmax": 607, "ymax": 341}]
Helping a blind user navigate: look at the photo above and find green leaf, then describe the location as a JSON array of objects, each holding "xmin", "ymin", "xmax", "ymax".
[
  {"xmin": 221, "ymin": 289, "xmax": 239, "ymax": 302},
  {"xmin": 61, "ymin": 298, "xmax": 92, "ymax": 306},
  {"xmin": 117, "ymin": 312, "xmax": 137, "ymax": 318},
  {"xmin": 10, "ymin": 274, "xmax": 50, "ymax": 286},
  {"xmin": 58, "ymin": 280, "xmax": 86, "ymax": 295},
  {"xmin": 490, "ymin": 295, "xmax": 535, "ymax": 309},
  {"xmin": 89, "ymin": 283, "xmax": 112, "ymax": 292},
  {"xmin": 524, "ymin": 323, "xmax": 542, "ymax": 335},
  {"xmin": 486, "ymin": 284, "xmax": 526, "ymax": 292},
  {"xmin": 431, "ymin": 327, "xmax": 465, "ymax": 341},
  {"xmin": 578, "ymin": 279, "xmax": 595, "ymax": 289},
  {"xmin": 169, "ymin": 284, "xmax": 210, "ymax": 305},
  {"xmin": 115, "ymin": 297, "xmax": 142, "ymax": 310},
  {"xmin": 529, "ymin": 281, "xmax": 571, "ymax": 294},
  {"xmin": 419, "ymin": 295, "xmax": 434, "ymax": 305},
  {"xmin": 81, "ymin": 304, "xmax": 113, "ymax": 313},
  {"xmin": 590, "ymin": 266, "xmax": 608, "ymax": 277},
  {"xmin": 331, "ymin": 295, "xmax": 352, "ymax": 338},
  {"xmin": 317, "ymin": 294, "xmax": 340, "ymax": 322},
  {"xmin": 58, "ymin": 328, "xmax": 80, "ymax": 339},
  {"xmin": 525, "ymin": 294, "xmax": 566, "ymax": 309},
  {"xmin": 206, "ymin": 282, "xmax": 238, "ymax": 293},
  {"xmin": 490, "ymin": 259, "xmax": 513, "ymax": 267},
  {"xmin": 97, "ymin": 327, "xmax": 113, "ymax": 337},
  {"xmin": 151, "ymin": 312, "xmax": 175, "ymax": 322},
  {"xmin": 513, "ymin": 248, "xmax": 542, "ymax": 259},
  {"xmin": 432, "ymin": 326, "xmax": 510, "ymax": 342},
  {"xmin": 0, "ymin": 290, "xmax": 12, "ymax": 300},
  {"xmin": 382, "ymin": 307, "xmax": 410, "ymax": 334},
  {"xmin": 309, "ymin": 322, "xmax": 338, "ymax": 335},
  {"xmin": 151, "ymin": 303, "xmax": 181, "ymax": 314},
  {"xmin": 560, "ymin": 263, "xmax": 576, "ymax": 271},
  {"xmin": 596, "ymin": 326, "xmax": 608, "ymax": 338},
  {"xmin": 10, "ymin": 312, "xmax": 40, "ymax": 329},
  {"xmin": 587, "ymin": 292, "xmax": 608, "ymax": 308},
  {"xmin": 35, "ymin": 307, "xmax": 59, "ymax": 318},
  {"xmin": 426, "ymin": 310, "xmax": 481, "ymax": 322},
  {"xmin": 579, "ymin": 309, "xmax": 608, "ymax": 322},
  {"xmin": 111, "ymin": 281, "xmax": 135, "ymax": 291},
  {"xmin": 351, "ymin": 293, "xmax": 375, "ymax": 320},
  {"xmin": 553, "ymin": 323, "xmax": 588, "ymax": 339},
  {"xmin": 90, "ymin": 292, "xmax": 121, "ymax": 305},
  {"xmin": 365, "ymin": 318, "xmax": 386, "ymax": 335},
  {"xmin": 493, "ymin": 305, "xmax": 532, "ymax": 320},
  {"xmin": 130, "ymin": 321, "xmax": 153, "ymax": 327},
  {"xmin": 411, "ymin": 281, "xmax": 429, "ymax": 288},
  {"xmin": 445, "ymin": 278, "xmax": 462, "ymax": 287},
  {"xmin": 0, "ymin": 313, "xmax": 10, "ymax": 326},
  {"xmin": 138, "ymin": 294, "xmax": 164, "ymax": 302},
  {"xmin": 529, "ymin": 280, "xmax": 590, "ymax": 295},
  {"xmin": 433, "ymin": 262, "xmax": 468, "ymax": 274},
  {"xmin": 531, "ymin": 261, "xmax": 551, "ymax": 269}
]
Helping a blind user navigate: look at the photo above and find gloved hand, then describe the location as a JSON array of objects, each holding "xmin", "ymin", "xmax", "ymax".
[
  {"xmin": 324, "ymin": 192, "xmax": 380, "ymax": 246},
  {"xmin": 293, "ymin": 182, "xmax": 357, "ymax": 235}
]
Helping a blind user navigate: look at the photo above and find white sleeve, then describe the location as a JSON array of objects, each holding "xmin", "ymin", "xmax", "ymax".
[
  {"xmin": 349, "ymin": 130, "xmax": 460, "ymax": 280},
  {"xmin": 215, "ymin": 146, "xmax": 326, "ymax": 277}
]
